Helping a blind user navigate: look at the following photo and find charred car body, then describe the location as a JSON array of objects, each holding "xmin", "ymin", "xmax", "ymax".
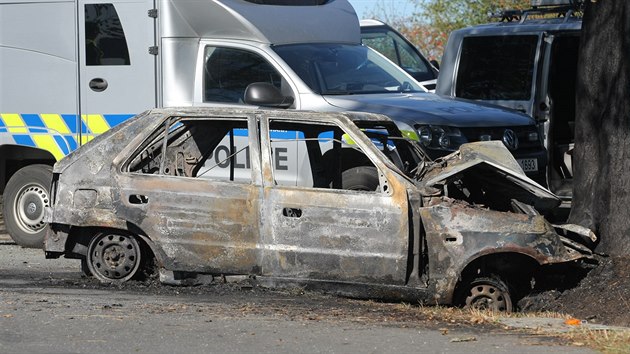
[{"xmin": 44, "ymin": 108, "xmax": 594, "ymax": 311}]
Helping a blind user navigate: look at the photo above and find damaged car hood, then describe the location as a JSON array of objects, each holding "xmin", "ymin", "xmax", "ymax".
[{"xmin": 419, "ymin": 141, "xmax": 560, "ymax": 212}]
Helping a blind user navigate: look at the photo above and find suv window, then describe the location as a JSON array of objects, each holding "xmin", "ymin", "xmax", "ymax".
[
  {"xmin": 456, "ymin": 35, "xmax": 539, "ymax": 100},
  {"xmin": 204, "ymin": 47, "xmax": 282, "ymax": 103}
]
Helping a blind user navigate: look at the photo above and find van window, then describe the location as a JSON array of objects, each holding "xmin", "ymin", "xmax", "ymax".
[
  {"xmin": 456, "ymin": 36, "xmax": 538, "ymax": 100},
  {"xmin": 84, "ymin": 4, "xmax": 130, "ymax": 66},
  {"xmin": 204, "ymin": 47, "xmax": 282, "ymax": 103}
]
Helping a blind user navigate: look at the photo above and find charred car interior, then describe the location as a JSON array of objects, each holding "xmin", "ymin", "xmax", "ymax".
[{"xmin": 44, "ymin": 108, "xmax": 595, "ymax": 312}]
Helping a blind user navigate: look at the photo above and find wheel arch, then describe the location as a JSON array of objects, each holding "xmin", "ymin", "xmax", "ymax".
[
  {"xmin": 65, "ymin": 225, "xmax": 164, "ymax": 268},
  {"xmin": 452, "ymin": 252, "xmax": 541, "ymax": 306},
  {"xmin": 0, "ymin": 145, "xmax": 55, "ymax": 193}
]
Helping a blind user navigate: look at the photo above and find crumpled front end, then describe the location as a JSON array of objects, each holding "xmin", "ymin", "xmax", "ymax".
[
  {"xmin": 414, "ymin": 141, "xmax": 596, "ymax": 304},
  {"xmin": 419, "ymin": 200, "xmax": 595, "ymax": 304}
]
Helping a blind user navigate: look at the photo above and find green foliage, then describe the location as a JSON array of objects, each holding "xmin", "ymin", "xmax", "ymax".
[
  {"xmin": 365, "ymin": 0, "xmax": 529, "ymax": 62},
  {"xmin": 420, "ymin": 0, "xmax": 530, "ymax": 38},
  {"xmin": 414, "ymin": 0, "xmax": 529, "ymax": 60}
]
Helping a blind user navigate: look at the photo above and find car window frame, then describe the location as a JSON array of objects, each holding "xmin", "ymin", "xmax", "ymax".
[{"xmin": 122, "ymin": 115, "xmax": 262, "ymax": 186}]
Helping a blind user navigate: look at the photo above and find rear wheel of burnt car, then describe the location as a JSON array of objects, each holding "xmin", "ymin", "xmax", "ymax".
[
  {"xmin": 462, "ymin": 276, "xmax": 513, "ymax": 313},
  {"xmin": 87, "ymin": 233, "xmax": 142, "ymax": 283},
  {"xmin": 2, "ymin": 164, "xmax": 53, "ymax": 248}
]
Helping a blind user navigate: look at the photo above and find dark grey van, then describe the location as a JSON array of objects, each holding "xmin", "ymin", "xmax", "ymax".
[{"xmin": 437, "ymin": 0, "xmax": 582, "ymax": 210}]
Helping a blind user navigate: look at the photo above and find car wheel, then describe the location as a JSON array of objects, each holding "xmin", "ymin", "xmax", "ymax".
[
  {"xmin": 2, "ymin": 164, "xmax": 52, "ymax": 248},
  {"xmin": 80, "ymin": 257, "xmax": 93, "ymax": 277},
  {"xmin": 463, "ymin": 276, "xmax": 513, "ymax": 313},
  {"xmin": 86, "ymin": 232, "xmax": 142, "ymax": 283},
  {"xmin": 341, "ymin": 166, "xmax": 379, "ymax": 191}
]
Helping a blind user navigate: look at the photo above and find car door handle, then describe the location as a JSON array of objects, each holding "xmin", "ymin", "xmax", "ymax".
[
  {"xmin": 129, "ymin": 194, "xmax": 149, "ymax": 204},
  {"xmin": 282, "ymin": 207, "xmax": 302, "ymax": 218},
  {"xmin": 89, "ymin": 78, "xmax": 108, "ymax": 92}
]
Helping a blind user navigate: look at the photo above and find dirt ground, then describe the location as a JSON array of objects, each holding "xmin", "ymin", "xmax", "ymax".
[
  {"xmin": 41, "ymin": 252, "xmax": 630, "ymax": 328},
  {"xmin": 519, "ymin": 255, "xmax": 630, "ymax": 327}
]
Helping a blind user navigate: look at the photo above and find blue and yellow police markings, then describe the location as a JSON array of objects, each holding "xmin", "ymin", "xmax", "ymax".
[{"xmin": 0, "ymin": 113, "xmax": 134, "ymax": 161}]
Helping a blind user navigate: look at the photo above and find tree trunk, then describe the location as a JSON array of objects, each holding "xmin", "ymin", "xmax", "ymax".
[{"xmin": 569, "ymin": 0, "xmax": 630, "ymax": 256}]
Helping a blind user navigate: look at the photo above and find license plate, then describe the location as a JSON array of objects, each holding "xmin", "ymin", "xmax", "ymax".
[{"xmin": 517, "ymin": 158, "xmax": 538, "ymax": 172}]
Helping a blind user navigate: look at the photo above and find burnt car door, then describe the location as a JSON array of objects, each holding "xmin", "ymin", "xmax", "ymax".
[
  {"xmin": 120, "ymin": 114, "xmax": 263, "ymax": 274},
  {"xmin": 258, "ymin": 116, "xmax": 410, "ymax": 285}
]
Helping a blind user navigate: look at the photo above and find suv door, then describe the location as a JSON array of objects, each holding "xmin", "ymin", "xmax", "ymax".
[{"xmin": 540, "ymin": 33, "xmax": 580, "ymax": 199}]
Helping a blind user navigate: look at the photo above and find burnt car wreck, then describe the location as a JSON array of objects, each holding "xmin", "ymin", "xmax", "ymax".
[{"xmin": 44, "ymin": 108, "xmax": 595, "ymax": 312}]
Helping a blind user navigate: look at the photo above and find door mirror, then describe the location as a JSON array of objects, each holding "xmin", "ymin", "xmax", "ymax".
[{"xmin": 244, "ymin": 82, "xmax": 294, "ymax": 109}]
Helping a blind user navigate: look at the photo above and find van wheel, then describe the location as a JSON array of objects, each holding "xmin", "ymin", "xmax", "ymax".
[
  {"xmin": 86, "ymin": 232, "xmax": 142, "ymax": 283},
  {"xmin": 463, "ymin": 276, "xmax": 513, "ymax": 313},
  {"xmin": 341, "ymin": 166, "xmax": 379, "ymax": 191},
  {"xmin": 2, "ymin": 164, "xmax": 53, "ymax": 248}
]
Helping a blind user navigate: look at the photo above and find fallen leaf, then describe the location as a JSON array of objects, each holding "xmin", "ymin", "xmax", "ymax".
[{"xmin": 564, "ymin": 318, "xmax": 582, "ymax": 326}]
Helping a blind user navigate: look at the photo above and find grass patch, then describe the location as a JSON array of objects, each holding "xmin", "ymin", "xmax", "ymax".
[
  {"xmin": 562, "ymin": 329, "xmax": 630, "ymax": 354},
  {"xmin": 386, "ymin": 304, "xmax": 630, "ymax": 353}
]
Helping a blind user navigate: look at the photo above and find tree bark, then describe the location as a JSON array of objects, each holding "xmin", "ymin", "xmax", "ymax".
[{"xmin": 569, "ymin": 0, "xmax": 630, "ymax": 255}]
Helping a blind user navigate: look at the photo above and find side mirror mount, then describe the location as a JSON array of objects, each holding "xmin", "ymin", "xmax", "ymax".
[
  {"xmin": 430, "ymin": 59, "xmax": 440, "ymax": 71},
  {"xmin": 244, "ymin": 82, "xmax": 294, "ymax": 109}
]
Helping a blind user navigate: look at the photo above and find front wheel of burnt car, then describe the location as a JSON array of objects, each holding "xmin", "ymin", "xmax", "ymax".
[
  {"xmin": 460, "ymin": 276, "xmax": 513, "ymax": 313},
  {"xmin": 86, "ymin": 232, "xmax": 143, "ymax": 283}
]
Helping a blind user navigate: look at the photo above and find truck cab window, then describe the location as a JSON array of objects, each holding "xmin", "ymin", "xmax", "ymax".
[
  {"xmin": 204, "ymin": 47, "xmax": 283, "ymax": 103},
  {"xmin": 85, "ymin": 4, "xmax": 130, "ymax": 66}
]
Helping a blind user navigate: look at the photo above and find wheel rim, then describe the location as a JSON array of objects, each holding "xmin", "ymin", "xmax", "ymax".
[
  {"xmin": 465, "ymin": 283, "xmax": 512, "ymax": 312},
  {"xmin": 88, "ymin": 234, "xmax": 141, "ymax": 282},
  {"xmin": 13, "ymin": 182, "xmax": 49, "ymax": 234}
]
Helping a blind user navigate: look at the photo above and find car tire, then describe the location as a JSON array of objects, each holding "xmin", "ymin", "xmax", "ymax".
[
  {"xmin": 341, "ymin": 166, "xmax": 379, "ymax": 191},
  {"xmin": 462, "ymin": 276, "xmax": 513, "ymax": 313},
  {"xmin": 2, "ymin": 164, "xmax": 53, "ymax": 248},
  {"xmin": 86, "ymin": 232, "xmax": 142, "ymax": 283}
]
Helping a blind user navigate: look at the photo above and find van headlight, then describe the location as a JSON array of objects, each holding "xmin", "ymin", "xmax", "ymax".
[{"xmin": 416, "ymin": 125, "xmax": 466, "ymax": 151}]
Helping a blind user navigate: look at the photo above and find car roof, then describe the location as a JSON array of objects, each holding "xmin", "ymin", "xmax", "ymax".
[
  {"xmin": 359, "ymin": 19, "xmax": 387, "ymax": 28},
  {"xmin": 453, "ymin": 16, "xmax": 581, "ymax": 36},
  {"xmin": 160, "ymin": 0, "xmax": 360, "ymax": 45},
  {"xmin": 146, "ymin": 107, "xmax": 395, "ymax": 124}
]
